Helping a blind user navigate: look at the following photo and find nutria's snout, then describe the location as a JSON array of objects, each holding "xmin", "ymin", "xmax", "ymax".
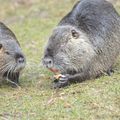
[
  {"xmin": 14, "ymin": 52, "xmax": 26, "ymax": 72},
  {"xmin": 42, "ymin": 57, "xmax": 60, "ymax": 73},
  {"xmin": 42, "ymin": 57, "xmax": 53, "ymax": 68},
  {"xmin": 2, "ymin": 52, "xmax": 26, "ymax": 84},
  {"xmin": 15, "ymin": 53, "xmax": 25, "ymax": 63}
]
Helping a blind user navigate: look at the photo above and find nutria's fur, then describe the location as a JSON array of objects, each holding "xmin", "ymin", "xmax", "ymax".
[
  {"xmin": 43, "ymin": 0, "xmax": 120, "ymax": 88},
  {"xmin": 0, "ymin": 22, "xmax": 26, "ymax": 86}
]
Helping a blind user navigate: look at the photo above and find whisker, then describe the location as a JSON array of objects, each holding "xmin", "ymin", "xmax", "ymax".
[
  {"xmin": 0, "ymin": 62, "xmax": 12, "ymax": 72},
  {"xmin": 0, "ymin": 60, "xmax": 21, "ymax": 88},
  {"xmin": 13, "ymin": 64, "xmax": 17, "ymax": 73},
  {"xmin": 0, "ymin": 61, "xmax": 20, "ymax": 88},
  {"xmin": 6, "ymin": 79, "xmax": 21, "ymax": 89},
  {"xmin": 6, "ymin": 65, "xmax": 13, "ymax": 79},
  {"xmin": 7, "ymin": 62, "xmax": 15, "ymax": 76},
  {"xmin": 1, "ymin": 62, "xmax": 12, "ymax": 72},
  {"xmin": 10, "ymin": 64, "xmax": 15, "ymax": 78},
  {"xmin": 0, "ymin": 64, "xmax": 11, "ymax": 74},
  {"xmin": 6, "ymin": 64, "xmax": 20, "ymax": 88}
]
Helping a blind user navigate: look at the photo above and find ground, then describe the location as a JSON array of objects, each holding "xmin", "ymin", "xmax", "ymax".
[{"xmin": 0, "ymin": 0, "xmax": 120, "ymax": 120}]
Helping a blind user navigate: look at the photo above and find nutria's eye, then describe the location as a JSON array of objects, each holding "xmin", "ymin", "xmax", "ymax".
[
  {"xmin": 0, "ymin": 44, "xmax": 3, "ymax": 49},
  {"xmin": 71, "ymin": 30, "xmax": 79, "ymax": 39},
  {"xmin": 5, "ymin": 51, "xmax": 10, "ymax": 55}
]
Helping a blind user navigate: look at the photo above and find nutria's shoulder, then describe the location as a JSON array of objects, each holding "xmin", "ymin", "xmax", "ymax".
[{"xmin": 59, "ymin": 0, "xmax": 120, "ymax": 34}]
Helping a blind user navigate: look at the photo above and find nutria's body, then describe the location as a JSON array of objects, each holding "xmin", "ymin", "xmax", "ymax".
[
  {"xmin": 43, "ymin": 0, "xmax": 120, "ymax": 88},
  {"xmin": 0, "ymin": 22, "xmax": 25, "ymax": 86}
]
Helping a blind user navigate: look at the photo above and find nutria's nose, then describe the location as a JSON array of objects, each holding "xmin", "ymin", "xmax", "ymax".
[
  {"xmin": 15, "ymin": 53, "xmax": 25, "ymax": 63},
  {"xmin": 43, "ymin": 57, "xmax": 53, "ymax": 68}
]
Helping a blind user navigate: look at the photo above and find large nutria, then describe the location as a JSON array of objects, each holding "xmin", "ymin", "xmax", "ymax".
[
  {"xmin": 0, "ymin": 22, "xmax": 26, "ymax": 86},
  {"xmin": 43, "ymin": 0, "xmax": 120, "ymax": 88}
]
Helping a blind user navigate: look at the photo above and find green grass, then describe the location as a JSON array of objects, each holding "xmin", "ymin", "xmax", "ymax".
[{"xmin": 0, "ymin": 0, "xmax": 120, "ymax": 120}]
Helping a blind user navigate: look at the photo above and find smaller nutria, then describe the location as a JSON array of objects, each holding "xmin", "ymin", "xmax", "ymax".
[
  {"xmin": 0, "ymin": 22, "xmax": 26, "ymax": 86},
  {"xmin": 43, "ymin": 0, "xmax": 120, "ymax": 88}
]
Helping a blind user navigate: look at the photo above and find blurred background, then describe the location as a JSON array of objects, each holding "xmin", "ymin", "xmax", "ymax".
[
  {"xmin": 0, "ymin": 0, "xmax": 120, "ymax": 120},
  {"xmin": 0, "ymin": 0, "xmax": 119, "ymax": 24}
]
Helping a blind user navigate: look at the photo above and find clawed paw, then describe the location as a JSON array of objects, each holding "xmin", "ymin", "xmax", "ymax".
[{"xmin": 53, "ymin": 74, "xmax": 70, "ymax": 88}]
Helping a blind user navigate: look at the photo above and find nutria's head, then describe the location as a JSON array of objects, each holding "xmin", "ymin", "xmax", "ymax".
[
  {"xmin": 43, "ymin": 25, "xmax": 95, "ymax": 74},
  {"xmin": 0, "ymin": 22, "xmax": 26, "ymax": 81}
]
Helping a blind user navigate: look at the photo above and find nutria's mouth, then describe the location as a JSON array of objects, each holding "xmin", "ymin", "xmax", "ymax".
[
  {"xmin": 49, "ymin": 68, "xmax": 60, "ymax": 73},
  {"xmin": 3, "ymin": 71, "xmax": 19, "ymax": 83}
]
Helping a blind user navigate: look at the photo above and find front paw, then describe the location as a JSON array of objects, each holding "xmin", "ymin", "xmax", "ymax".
[{"xmin": 53, "ymin": 74, "xmax": 70, "ymax": 88}]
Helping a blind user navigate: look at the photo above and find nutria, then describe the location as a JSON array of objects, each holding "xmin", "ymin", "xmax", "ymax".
[
  {"xmin": 43, "ymin": 0, "xmax": 120, "ymax": 88},
  {"xmin": 0, "ymin": 22, "xmax": 26, "ymax": 86}
]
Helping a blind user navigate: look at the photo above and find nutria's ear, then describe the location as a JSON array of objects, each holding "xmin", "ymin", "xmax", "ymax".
[
  {"xmin": 0, "ymin": 44, "xmax": 3, "ymax": 49},
  {"xmin": 71, "ymin": 29, "xmax": 79, "ymax": 39}
]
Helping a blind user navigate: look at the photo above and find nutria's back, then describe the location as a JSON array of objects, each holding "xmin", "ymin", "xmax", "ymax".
[
  {"xmin": 43, "ymin": 0, "xmax": 120, "ymax": 88},
  {"xmin": 60, "ymin": 0, "xmax": 120, "ymax": 76}
]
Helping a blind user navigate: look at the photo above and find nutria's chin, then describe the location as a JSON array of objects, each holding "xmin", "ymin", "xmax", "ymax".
[{"xmin": 3, "ymin": 71, "xmax": 19, "ymax": 83}]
